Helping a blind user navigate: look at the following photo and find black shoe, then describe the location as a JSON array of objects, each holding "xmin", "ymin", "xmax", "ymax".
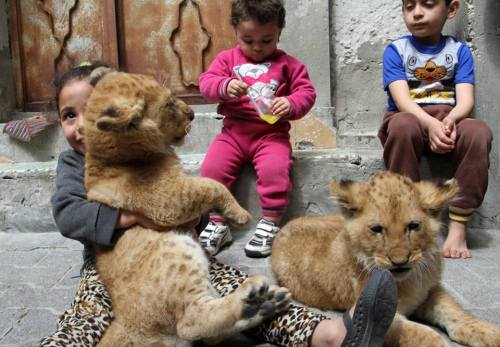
[{"xmin": 341, "ymin": 268, "xmax": 398, "ymax": 347}]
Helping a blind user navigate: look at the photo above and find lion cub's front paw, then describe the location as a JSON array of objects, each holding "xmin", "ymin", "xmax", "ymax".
[
  {"xmin": 224, "ymin": 206, "xmax": 252, "ymax": 226},
  {"xmin": 233, "ymin": 275, "xmax": 291, "ymax": 331}
]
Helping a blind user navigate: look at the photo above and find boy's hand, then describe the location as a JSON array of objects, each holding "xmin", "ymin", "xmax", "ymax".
[
  {"xmin": 442, "ymin": 116, "xmax": 457, "ymax": 142},
  {"xmin": 427, "ymin": 118, "xmax": 455, "ymax": 154},
  {"xmin": 117, "ymin": 210, "xmax": 169, "ymax": 231},
  {"xmin": 227, "ymin": 79, "xmax": 248, "ymax": 98},
  {"xmin": 270, "ymin": 97, "xmax": 291, "ymax": 118}
]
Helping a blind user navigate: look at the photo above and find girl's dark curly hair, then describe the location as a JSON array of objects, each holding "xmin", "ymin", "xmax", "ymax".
[
  {"xmin": 231, "ymin": 0, "xmax": 286, "ymax": 29},
  {"xmin": 403, "ymin": 0, "xmax": 452, "ymax": 6},
  {"xmin": 54, "ymin": 61, "xmax": 110, "ymax": 110}
]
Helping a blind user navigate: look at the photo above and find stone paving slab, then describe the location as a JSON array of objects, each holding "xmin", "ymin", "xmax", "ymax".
[{"xmin": 1, "ymin": 228, "xmax": 500, "ymax": 347}]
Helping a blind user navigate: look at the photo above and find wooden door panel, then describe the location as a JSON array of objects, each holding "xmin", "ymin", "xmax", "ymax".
[
  {"xmin": 119, "ymin": 0, "xmax": 235, "ymax": 103},
  {"xmin": 9, "ymin": 0, "xmax": 118, "ymax": 111},
  {"xmin": 10, "ymin": 1, "xmax": 234, "ymax": 110}
]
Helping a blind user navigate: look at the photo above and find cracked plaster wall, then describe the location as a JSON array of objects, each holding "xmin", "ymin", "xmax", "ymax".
[
  {"xmin": 332, "ymin": 0, "xmax": 500, "ymax": 226},
  {"xmin": 332, "ymin": 0, "xmax": 468, "ymax": 135},
  {"xmin": 469, "ymin": 0, "xmax": 500, "ymax": 226}
]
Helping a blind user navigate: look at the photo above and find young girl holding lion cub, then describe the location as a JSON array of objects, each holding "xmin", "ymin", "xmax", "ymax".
[{"xmin": 39, "ymin": 60, "xmax": 397, "ymax": 347}]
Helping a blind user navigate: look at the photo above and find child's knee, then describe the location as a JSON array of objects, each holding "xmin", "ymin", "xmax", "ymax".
[
  {"xmin": 391, "ymin": 113, "xmax": 418, "ymax": 128},
  {"xmin": 460, "ymin": 119, "xmax": 493, "ymax": 149},
  {"xmin": 387, "ymin": 114, "xmax": 423, "ymax": 142}
]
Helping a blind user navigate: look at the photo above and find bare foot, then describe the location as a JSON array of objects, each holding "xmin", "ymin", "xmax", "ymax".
[{"xmin": 442, "ymin": 220, "xmax": 471, "ymax": 259}]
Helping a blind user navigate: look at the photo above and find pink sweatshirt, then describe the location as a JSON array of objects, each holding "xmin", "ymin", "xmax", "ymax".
[{"xmin": 199, "ymin": 46, "xmax": 316, "ymax": 122}]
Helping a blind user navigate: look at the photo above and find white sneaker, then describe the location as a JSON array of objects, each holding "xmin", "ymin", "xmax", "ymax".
[
  {"xmin": 244, "ymin": 218, "xmax": 280, "ymax": 258},
  {"xmin": 199, "ymin": 222, "xmax": 232, "ymax": 255}
]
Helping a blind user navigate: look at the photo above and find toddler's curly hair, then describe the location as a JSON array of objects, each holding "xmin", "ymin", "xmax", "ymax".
[{"xmin": 231, "ymin": 0, "xmax": 286, "ymax": 29}]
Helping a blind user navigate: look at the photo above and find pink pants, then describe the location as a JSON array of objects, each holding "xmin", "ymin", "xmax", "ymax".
[{"xmin": 201, "ymin": 119, "xmax": 293, "ymax": 218}]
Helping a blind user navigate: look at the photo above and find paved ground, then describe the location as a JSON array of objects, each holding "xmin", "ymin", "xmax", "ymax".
[{"xmin": 1, "ymin": 226, "xmax": 500, "ymax": 347}]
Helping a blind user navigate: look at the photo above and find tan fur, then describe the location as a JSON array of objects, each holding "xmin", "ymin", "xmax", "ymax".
[
  {"xmin": 272, "ymin": 172, "xmax": 500, "ymax": 347},
  {"xmin": 84, "ymin": 71, "xmax": 290, "ymax": 346}
]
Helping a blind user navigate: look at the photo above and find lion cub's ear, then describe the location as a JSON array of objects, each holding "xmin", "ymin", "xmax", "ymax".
[
  {"xmin": 416, "ymin": 178, "xmax": 460, "ymax": 216},
  {"xmin": 330, "ymin": 179, "xmax": 365, "ymax": 218},
  {"xmin": 95, "ymin": 98, "xmax": 145, "ymax": 132},
  {"xmin": 89, "ymin": 67, "xmax": 115, "ymax": 86}
]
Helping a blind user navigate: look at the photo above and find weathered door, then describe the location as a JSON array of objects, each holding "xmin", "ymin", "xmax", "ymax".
[{"xmin": 9, "ymin": 0, "xmax": 235, "ymax": 111}]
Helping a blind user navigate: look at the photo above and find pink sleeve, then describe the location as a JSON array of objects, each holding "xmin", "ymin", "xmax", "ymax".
[
  {"xmin": 284, "ymin": 57, "xmax": 316, "ymax": 120},
  {"xmin": 199, "ymin": 51, "xmax": 234, "ymax": 103}
]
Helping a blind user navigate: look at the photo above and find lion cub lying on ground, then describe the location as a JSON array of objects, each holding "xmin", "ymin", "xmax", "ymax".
[
  {"xmin": 84, "ymin": 69, "xmax": 290, "ymax": 346},
  {"xmin": 272, "ymin": 172, "xmax": 500, "ymax": 347}
]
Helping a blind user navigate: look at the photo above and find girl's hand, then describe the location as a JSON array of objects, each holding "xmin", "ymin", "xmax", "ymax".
[
  {"xmin": 270, "ymin": 97, "xmax": 291, "ymax": 118},
  {"xmin": 227, "ymin": 79, "xmax": 248, "ymax": 98},
  {"xmin": 117, "ymin": 210, "xmax": 169, "ymax": 231}
]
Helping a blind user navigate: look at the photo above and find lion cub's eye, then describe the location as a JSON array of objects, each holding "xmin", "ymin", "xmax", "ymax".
[
  {"xmin": 369, "ymin": 225, "xmax": 384, "ymax": 234},
  {"xmin": 408, "ymin": 221, "xmax": 421, "ymax": 231}
]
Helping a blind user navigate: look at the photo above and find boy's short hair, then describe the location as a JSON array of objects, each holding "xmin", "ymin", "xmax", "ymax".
[
  {"xmin": 402, "ymin": 0, "xmax": 453, "ymax": 5},
  {"xmin": 231, "ymin": 0, "xmax": 286, "ymax": 29}
]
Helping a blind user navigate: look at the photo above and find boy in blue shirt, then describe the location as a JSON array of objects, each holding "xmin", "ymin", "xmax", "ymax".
[{"xmin": 378, "ymin": 0, "xmax": 493, "ymax": 259}]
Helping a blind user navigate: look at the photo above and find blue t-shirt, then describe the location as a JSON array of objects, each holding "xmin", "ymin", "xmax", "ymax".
[{"xmin": 383, "ymin": 35, "xmax": 474, "ymax": 111}]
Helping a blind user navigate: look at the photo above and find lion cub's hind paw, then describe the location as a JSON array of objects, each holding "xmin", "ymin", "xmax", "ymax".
[{"xmin": 234, "ymin": 276, "xmax": 291, "ymax": 331}]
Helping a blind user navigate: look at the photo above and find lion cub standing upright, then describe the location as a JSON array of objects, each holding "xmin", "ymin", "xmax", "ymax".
[
  {"xmin": 272, "ymin": 172, "xmax": 500, "ymax": 347},
  {"xmin": 84, "ymin": 69, "xmax": 290, "ymax": 346}
]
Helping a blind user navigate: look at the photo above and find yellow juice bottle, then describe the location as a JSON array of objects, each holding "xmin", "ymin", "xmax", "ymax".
[{"xmin": 260, "ymin": 114, "xmax": 280, "ymax": 124}]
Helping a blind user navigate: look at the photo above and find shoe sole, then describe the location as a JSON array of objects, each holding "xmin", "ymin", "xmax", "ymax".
[
  {"xmin": 359, "ymin": 269, "xmax": 398, "ymax": 347},
  {"xmin": 342, "ymin": 268, "xmax": 398, "ymax": 347},
  {"xmin": 244, "ymin": 247, "xmax": 271, "ymax": 258}
]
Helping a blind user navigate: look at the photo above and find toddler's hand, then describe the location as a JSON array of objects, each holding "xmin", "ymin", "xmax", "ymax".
[
  {"xmin": 227, "ymin": 79, "xmax": 248, "ymax": 98},
  {"xmin": 270, "ymin": 97, "xmax": 291, "ymax": 118}
]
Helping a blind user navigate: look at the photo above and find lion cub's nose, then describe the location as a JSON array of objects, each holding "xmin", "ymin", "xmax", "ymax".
[
  {"xmin": 187, "ymin": 110, "xmax": 195, "ymax": 121},
  {"xmin": 389, "ymin": 255, "xmax": 409, "ymax": 266}
]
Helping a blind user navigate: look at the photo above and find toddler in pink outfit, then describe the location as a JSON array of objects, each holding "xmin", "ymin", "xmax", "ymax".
[{"xmin": 199, "ymin": 0, "xmax": 316, "ymax": 258}]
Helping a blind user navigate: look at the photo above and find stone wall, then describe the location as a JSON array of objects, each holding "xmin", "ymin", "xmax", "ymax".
[
  {"xmin": 469, "ymin": 1, "xmax": 500, "ymax": 227},
  {"xmin": 332, "ymin": 0, "xmax": 500, "ymax": 227}
]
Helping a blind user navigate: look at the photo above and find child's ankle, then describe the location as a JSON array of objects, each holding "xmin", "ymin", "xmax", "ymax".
[
  {"xmin": 448, "ymin": 220, "xmax": 467, "ymax": 235},
  {"xmin": 262, "ymin": 216, "xmax": 281, "ymax": 225},
  {"xmin": 209, "ymin": 212, "xmax": 226, "ymax": 225}
]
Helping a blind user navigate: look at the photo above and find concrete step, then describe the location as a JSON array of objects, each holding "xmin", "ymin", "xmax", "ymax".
[
  {"xmin": 1, "ymin": 147, "xmax": 497, "ymax": 232},
  {"xmin": 1, "ymin": 108, "xmax": 337, "ymax": 163},
  {"xmin": 336, "ymin": 130, "xmax": 382, "ymax": 150},
  {"xmin": 0, "ymin": 113, "xmax": 224, "ymax": 163},
  {"xmin": 0, "ymin": 149, "xmax": 384, "ymax": 233}
]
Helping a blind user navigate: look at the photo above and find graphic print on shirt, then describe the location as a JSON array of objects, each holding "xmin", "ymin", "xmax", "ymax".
[
  {"xmin": 233, "ymin": 63, "xmax": 281, "ymax": 124},
  {"xmin": 406, "ymin": 54, "xmax": 455, "ymax": 104}
]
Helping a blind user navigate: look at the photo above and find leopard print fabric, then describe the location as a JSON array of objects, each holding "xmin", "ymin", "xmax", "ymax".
[
  {"xmin": 209, "ymin": 259, "xmax": 327, "ymax": 347},
  {"xmin": 39, "ymin": 259, "xmax": 326, "ymax": 347},
  {"xmin": 39, "ymin": 261, "xmax": 113, "ymax": 346}
]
